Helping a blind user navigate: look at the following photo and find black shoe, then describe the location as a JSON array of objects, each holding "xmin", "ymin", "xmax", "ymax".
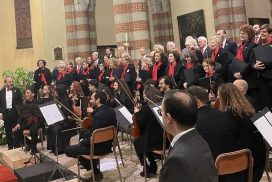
[
  {"xmin": 85, "ymin": 172, "xmax": 104, "ymax": 181},
  {"xmin": 25, "ymin": 145, "xmax": 30, "ymax": 152},
  {"xmin": 148, "ymin": 163, "xmax": 157, "ymax": 175},
  {"xmin": 140, "ymin": 171, "xmax": 151, "ymax": 178}
]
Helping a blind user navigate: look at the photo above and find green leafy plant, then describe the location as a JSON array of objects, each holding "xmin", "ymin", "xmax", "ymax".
[
  {"xmin": 2, "ymin": 67, "xmax": 35, "ymax": 94},
  {"xmin": 0, "ymin": 119, "xmax": 6, "ymax": 145}
]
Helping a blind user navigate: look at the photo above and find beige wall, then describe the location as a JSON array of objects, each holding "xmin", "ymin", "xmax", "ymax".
[
  {"xmin": 170, "ymin": 0, "xmax": 215, "ymax": 49},
  {"xmin": 246, "ymin": 0, "xmax": 272, "ymax": 23},
  {"xmin": 41, "ymin": 0, "xmax": 67, "ymax": 69},
  {"xmin": 96, "ymin": 0, "xmax": 116, "ymax": 46},
  {"xmin": 0, "ymin": 0, "xmax": 45, "ymax": 84}
]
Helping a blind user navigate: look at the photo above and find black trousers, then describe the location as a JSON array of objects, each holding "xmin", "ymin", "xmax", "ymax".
[
  {"xmin": 3, "ymin": 109, "xmax": 21, "ymax": 149},
  {"xmin": 259, "ymin": 78, "xmax": 272, "ymax": 109},
  {"xmin": 64, "ymin": 143, "xmax": 100, "ymax": 173},
  {"xmin": 19, "ymin": 121, "xmax": 43, "ymax": 150}
]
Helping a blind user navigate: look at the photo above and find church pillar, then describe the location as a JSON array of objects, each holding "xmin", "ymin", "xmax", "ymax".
[
  {"xmin": 213, "ymin": 0, "xmax": 247, "ymax": 42},
  {"xmin": 113, "ymin": 0, "xmax": 150, "ymax": 64},
  {"xmin": 148, "ymin": 0, "xmax": 174, "ymax": 45},
  {"xmin": 64, "ymin": 0, "xmax": 97, "ymax": 61}
]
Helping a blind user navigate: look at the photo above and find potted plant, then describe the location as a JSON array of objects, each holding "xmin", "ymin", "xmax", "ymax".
[
  {"xmin": 2, "ymin": 67, "xmax": 35, "ymax": 94},
  {"xmin": 0, "ymin": 119, "xmax": 6, "ymax": 145}
]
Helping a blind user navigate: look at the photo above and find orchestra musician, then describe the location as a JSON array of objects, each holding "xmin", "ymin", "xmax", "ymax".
[
  {"xmin": 218, "ymin": 83, "xmax": 266, "ymax": 182},
  {"xmin": 133, "ymin": 85, "xmax": 164, "ymax": 178},
  {"xmin": 47, "ymin": 84, "xmax": 77, "ymax": 155},
  {"xmin": 158, "ymin": 76, "xmax": 175, "ymax": 95},
  {"xmin": 39, "ymin": 85, "xmax": 54, "ymax": 103},
  {"xmin": 65, "ymin": 91, "xmax": 117, "ymax": 181},
  {"xmin": 13, "ymin": 88, "xmax": 44, "ymax": 154}
]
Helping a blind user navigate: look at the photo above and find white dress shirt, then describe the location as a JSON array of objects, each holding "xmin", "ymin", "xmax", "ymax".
[
  {"xmin": 171, "ymin": 128, "xmax": 195, "ymax": 147},
  {"xmin": 6, "ymin": 88, "xmax": 12, "ymax": 109}
]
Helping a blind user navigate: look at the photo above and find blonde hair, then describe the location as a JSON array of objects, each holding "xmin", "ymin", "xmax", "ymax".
[
  {"xmin": 141, "ymin": 57, "xmax": 153, "ymax": 67},
  {"xmin": 210, "ymin": 35, "xmax": 223, "ymax": 46},
  {"xmin": 218, "ymin": 83, "xmax": 255, "ymax": 118}
]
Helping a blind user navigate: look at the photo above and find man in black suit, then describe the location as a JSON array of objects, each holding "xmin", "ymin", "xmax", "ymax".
[
  {"xmin": 198, "ymin": 36, "xmax": 212, "ymax": 59},
  {"xmin": 217, "ymin": 29, "xmax": 237, "ymax": 55},
  {"xmin": 0, "ymin": 76, "xmax": 22, "ymax": 149},
  {"xmin": 253, "ymin": 24, "xmax": 262, "ymax": 45},
  {"xmin": 159, "ymin": 89, "xmax": 218, "ymax": 182},
  {"xmin": 187, "ymin": 86, "xmax": 236, "ymax": 159},
  {"xmin": 65, "ymin": 91, "xmax": 116, "ymax": 181}
]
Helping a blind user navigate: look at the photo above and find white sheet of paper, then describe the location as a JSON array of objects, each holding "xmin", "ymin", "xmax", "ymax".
[
  {"xmin": 254, "ymin": 116, "xmax": 272, "ymax": 147},
  {"xmin": 119, "ymin": 106, "xmax": 133, "ymax": 124},
  {"xmin": 152, "ymin": 106, "xmax": 164, "ymax": 126},
  {"xmin": 100, "ymin": 158, "xmax": 122, "ymax": 171},
  {"xmin": 40, "ymin": 104, "xmax": 64, "ymax": 125}
]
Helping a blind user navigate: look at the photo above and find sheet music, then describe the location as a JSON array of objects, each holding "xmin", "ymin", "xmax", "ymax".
[
  {"xmin": 119, "ymin": 106, "xmax": 133, "ymax": 124},
  {"xmin": 40, "ymin": 103, "xmax": 65, "ymax": 125},
  {"xmin": 253, "ymin": 111, "xmax": 272, "ymax": 147},
  {"xmin": 152, "ymin": 106, "xmax": 164, "ymax": 126}
]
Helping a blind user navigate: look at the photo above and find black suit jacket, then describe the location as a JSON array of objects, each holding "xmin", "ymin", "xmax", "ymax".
[
  {"xmin": 224, "ymin": 39, "xmax": 237, "ymax": 55},
  {"xmin": 238, "ymin": 42, "xmax": 259, "ymax": 89},
  {"xmin": 159, "ymin": 129, "xmax": 218, "ymax": 182},
  {"xmin": 0, "ymin": 87, "xmax": 22, "ymax": 121},
  {"xmin": 196, "ymin": 106, "xmax": 237, "ymax": 159},
  {"xmin": 203, "ymin": 46, "xmax": 212, "ymax": 59},
  {"xmin": 214, "ymin": 48, "xmax": 233, "ymax": 83},
  {"xmin": 82, "ymin": 105, "xmax": 117, "ymax": 155}
]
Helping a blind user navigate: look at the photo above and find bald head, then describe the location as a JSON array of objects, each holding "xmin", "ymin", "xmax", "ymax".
[
  {"xmin": 162, "ymin": 90, "xmax": 198, "ymax": 128},
  {"xmin": 233, "ymin": 79, "xmax": 248, "ymax": 95}
]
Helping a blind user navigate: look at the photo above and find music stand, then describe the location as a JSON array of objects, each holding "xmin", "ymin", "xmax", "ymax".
[
  {"xmin": 38, "ymin": 102, "xmax": 66, "ymax": 181},
  {"xmin": 114, "ymin": 105, "xmax": 134, "ymax": 154}
]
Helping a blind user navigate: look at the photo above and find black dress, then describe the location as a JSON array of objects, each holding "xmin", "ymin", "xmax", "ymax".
[{"xmin": 134, "ymin": 104, "xmax": 164, "ymax": 167}]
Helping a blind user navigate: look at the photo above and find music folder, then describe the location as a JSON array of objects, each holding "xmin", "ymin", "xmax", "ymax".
[
  {"xmin": 114, "ymin": 105, "xmax": 132, "ymax": 129},
  {"xmin": 253, "ymin": 45, "xmax": 272, "ymax": 64},
  {"xmin": 184, "ymin": 69, "xmax": 195, "ymax": 84},
  {"xmin": 229, "ymin": 57, "xmax": 248, "ymax": 74},
  {"xmin": 196, "ymin": 76, "xmax": 213, "ymax": 90},
  {"xmin": 113, "ymin": 68, "xmax": 123, "ymax": 79},
  {"xmin": 149, "ymin": 104, "xmax": 164, "ymax": 129},
  {"xmin": 250, "ymin": 107, "xmax": 272, "ymax": 147},
  {"xmin": 16, "ymin": 104, "xmax": 43, "ymax": 119},
  {"xmin": 38, "ymin": 102, "xmax": 65, "ymax": 126},
  {"xmin": 139, "ymin": 70, "xmax": 152, "ymax": 83}
]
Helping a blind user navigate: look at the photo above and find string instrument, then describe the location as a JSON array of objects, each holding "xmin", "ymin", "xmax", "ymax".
[
  {"xmin": 54, "ymin": 98, "xmax": 92, "ymax": 130},
  {"xmin": 69, "ymin": 117, "xmax": 92, "ymax": 130},
  {"xmin": 26, "ymin": 116, "xmax": 39, "ymax": 125},
  {"xmin": 115, "ymin": 76, "xmax": 140, "ymax": 139}
]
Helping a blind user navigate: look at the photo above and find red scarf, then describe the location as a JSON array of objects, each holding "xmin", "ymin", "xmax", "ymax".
[
  {"xmin": 205, "ymin": 69, "xmax": 215, "ymax": 77},
  {"xmin": 98, "ymin": 71, "xmax": 104, "ymax": 82},
  {"xmin": 152, "ymin": 61, "xmax": 162, "ymax": 81},
  {"xmin": 40, "ymin": 72, "xmax": 47, "ymax": 85},
  {"xmin": 262, "ymin": 37, "xmax": 272, "ymax": 45},
  {"xmin": 185, "ymin": 63, "xmax": 194, "ymax": 69},
  {"xmin": 211, "ymin": 47, "xmax": 220, "ymax": 62},
  {"xmin": 110, "ymin": 69, "xmax": 114, "ymax": 88},
  {"xmin": 67, "ymin": 67, "xmax": 74, "ymax": 74},
  {"xmin": 121, "ymin": 64, "xmax": 129, "ymax": 80},
  {"xmin": 57, "ymin": 71, "xmax": 66, "ymax": 81},
  {"xmin": 82, "ymin": 68, "xmax": 89, "ymax": 75},
  {"xmin": 236, "ymin": 42, "xmax": 247, "ymax": 61},
  {"xmin": 136, "ymin": 82, "xmax": 142, "ymax": 90},
  {"xmin": 168, "ymin": 62, "xmax": 176, "ymax": 77}
]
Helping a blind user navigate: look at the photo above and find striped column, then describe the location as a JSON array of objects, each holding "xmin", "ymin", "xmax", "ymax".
[
  {"xmin": 113, "ymin": 0, "xmax": 150, "ymax": 65},
  {"xmin": 149, "ymin": 0, "xmax": 174, "ymax": 45},
  {"xmin": 64, "ymin": 0, "xmax": 97, "ymax": 61},
  {"xmin": 270, "ymin": 0, "xmax": 272, "ymax": 18},
  {"xmin": 213, "ymin": 0, "xmax": 247, "ymax": 42}
]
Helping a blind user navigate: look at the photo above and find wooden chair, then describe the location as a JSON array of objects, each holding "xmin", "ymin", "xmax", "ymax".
[
  {"xmin": 23, "ymin": 128, "xmax": 44, "ymax": 152},
  {"xmin": 265, "ymin": 147, "xmax": 271, "ymax": 182},
  {"xmin": 78, "ymin": 125, "xmax": 124, "ymax": 182},
  {"xmin": 215, "ymin": 149, "xmax": 253, "ymax": 182}
]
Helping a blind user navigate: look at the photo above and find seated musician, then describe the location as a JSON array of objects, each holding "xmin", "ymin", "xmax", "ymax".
[
  {"xmin": 133, "ymin": 85, "xmax": 164, "ymax": 178},
  {"xmin": 13, "ymin": 88, "xmax": 44, "ymax": 154},
  {"xmin": 47, "ymin": 84, "xmax": 77, "ymax": 155},
  {"xmin": 65, "ymin": 91, "xmax": 117, "ymax": 181},
  {"xmin": 158, "ymin": 76, "xmax": 175, "ymax": 96},
  {"xmin": 39, "ymin": 85, "xmax": 54, "ymax": 103}
]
